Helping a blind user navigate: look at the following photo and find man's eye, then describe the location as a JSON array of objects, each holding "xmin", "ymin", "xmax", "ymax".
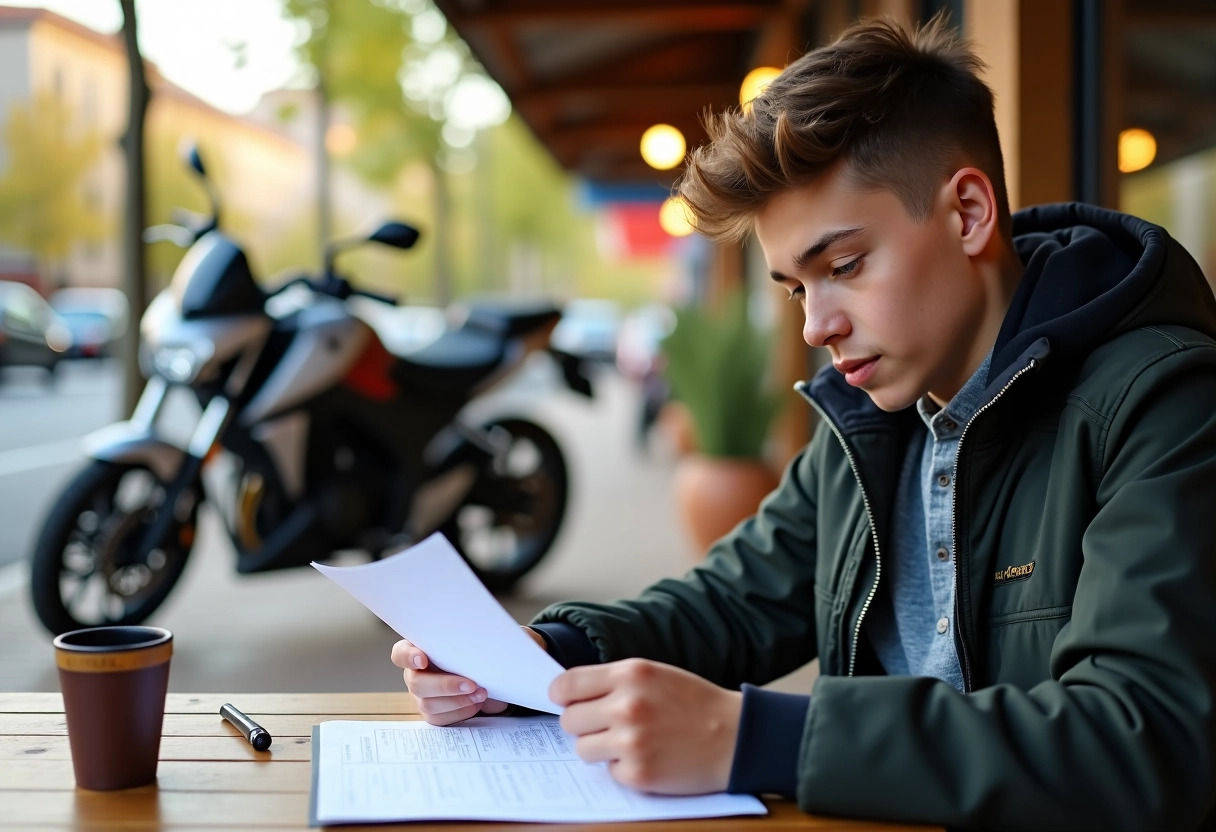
[
  {"xmin": 832, "ymin": 258, "xmax": 861, "ymax": 278},
  {"xmin": 785, "ymin": 286, "xmax": 805, "ymax": 303}
]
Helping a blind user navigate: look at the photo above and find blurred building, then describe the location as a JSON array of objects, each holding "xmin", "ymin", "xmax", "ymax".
[{"xmin": 0, "ymin": 6, "xmax": 385, "ymax": 295}]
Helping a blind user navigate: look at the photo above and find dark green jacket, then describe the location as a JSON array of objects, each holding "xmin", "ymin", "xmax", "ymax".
[{"xmin": 536, "ymin": 205, "xmax": 1216, "ymax": 830}]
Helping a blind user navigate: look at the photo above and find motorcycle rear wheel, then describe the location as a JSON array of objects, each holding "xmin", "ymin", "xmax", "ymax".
[
  {"xmin": 30, "ymin": 460, "xmax": 199, "ymax": 635},
  {"xmin": 439, "ymin": 417, "xmax": 568, "ymax": 593}
]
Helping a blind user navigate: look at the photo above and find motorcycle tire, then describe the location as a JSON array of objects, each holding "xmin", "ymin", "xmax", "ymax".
[
  {"xmin": 439, "ymin": 417, "xmax": 568, "ymax": 594},
  {"xmin": 30, "ymin": 459, "xmax": 199, "ymax": 635}
]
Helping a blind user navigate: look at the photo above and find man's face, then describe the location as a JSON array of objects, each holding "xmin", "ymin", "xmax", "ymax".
[{"xmin": 754, "ymin": 166, "xmax": 987, "ymax": 411}]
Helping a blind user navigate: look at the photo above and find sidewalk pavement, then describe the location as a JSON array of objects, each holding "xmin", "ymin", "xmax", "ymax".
[{"xmin": 0, "ymin": 371, "xmax": 817, "ymax": 696}]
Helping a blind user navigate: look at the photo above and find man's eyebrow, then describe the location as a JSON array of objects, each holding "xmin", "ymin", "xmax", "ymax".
[
  {"xmin": 793, "ymin": 226, "xmax": 866, "ymax": 269},
  {"xmin": 768, "ymin": 225, "xmax": 867, "ymax": 283}
]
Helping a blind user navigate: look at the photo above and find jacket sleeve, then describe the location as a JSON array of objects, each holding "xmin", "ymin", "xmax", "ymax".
[
  {"xmin": 530, "ymin": 426, "xmax": 827, "ymax": 689},
  {"xmin": 797, "ymin": 354, "xmax": 1216, "ymax": 831}
]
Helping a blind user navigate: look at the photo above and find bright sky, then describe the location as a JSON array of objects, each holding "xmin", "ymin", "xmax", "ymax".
[
  {"xmin": 7, "ymin": 0, "xmax": 305, "ymax": 114},
  {"xmin": 7, "ymin": 0, "xmax": 511, "ymax": 142}
]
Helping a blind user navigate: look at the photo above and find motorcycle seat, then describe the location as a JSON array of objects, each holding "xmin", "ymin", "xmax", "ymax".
[
  {"xmin": 459, "ymin": 302, "xmax": 561, "ymax": 337},
  {"xmin": 392, "ymin": 328, "xmax": 505, "ymax": 394},
  {"xmin": 390, "ymin": 302, "xmax": 562, "ymax": 396}
]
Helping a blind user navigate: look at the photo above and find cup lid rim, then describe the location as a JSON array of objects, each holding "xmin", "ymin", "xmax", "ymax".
[{"xmin": 52, "ymin": 626, "xmax": 173, "ymax": 653}]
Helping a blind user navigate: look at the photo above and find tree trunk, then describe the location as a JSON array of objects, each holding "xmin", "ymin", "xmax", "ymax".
[
  {"xmin": 118, "ymin": 0, "xmax": 149, "ymax": 418},
  {"xmin": 315, "ymin": 79, "xmax": 331, "ymax": 264},
  {"xmin": 429, "ymin": 158, "xmax": 451, "ymax": 306}
]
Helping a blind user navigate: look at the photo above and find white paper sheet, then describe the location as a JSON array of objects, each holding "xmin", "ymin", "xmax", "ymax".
[
  {"xmin": 313, "ymin": 717, "xmax": 767, "ymax": 825},
  {"xmin": 311, "ymin": 532, "xmax": 566, "ymax": 713}
]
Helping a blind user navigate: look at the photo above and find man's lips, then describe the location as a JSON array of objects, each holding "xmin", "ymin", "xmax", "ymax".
[
  {"xmin": 834, "ymin": 357, "xmax": 878, "ymax": 374},
  {"xmin": 834, "ymin": 357, "xmax": 879, "ymax": 386}
]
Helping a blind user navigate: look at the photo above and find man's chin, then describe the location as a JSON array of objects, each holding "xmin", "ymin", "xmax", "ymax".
[{"xmin": 864, "ymin": 389, "xmax": 920, "ymax": 413}]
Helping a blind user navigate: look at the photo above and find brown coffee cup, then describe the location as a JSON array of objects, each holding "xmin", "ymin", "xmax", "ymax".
[{"xmin": 53, "ymin": 626, "xmax": 173, "ymax": 791}]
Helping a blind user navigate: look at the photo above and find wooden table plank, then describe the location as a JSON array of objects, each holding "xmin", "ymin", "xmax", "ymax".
[
  {"xmin": 0, "ymin": 792, "xmax": 926, "ymax": 831},
  {"xmin": 0, "ymin": 759, "xmax": 312, "ymax": 792},
  {"xmin": 0, "ymin": 735, "xmax": 312, "ymax": 761},
  {"xmin": 0, "ymin": 713, "xmax": 423, "ymax": 738},
  {"xmin": 0, "ymin": 692, "xmax": 418, "ymax": 715}
]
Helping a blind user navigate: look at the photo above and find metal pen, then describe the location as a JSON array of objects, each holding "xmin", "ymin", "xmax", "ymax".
[{"xmin": 219, "ymin": 702, "xmax": 272, "ymax": 751}]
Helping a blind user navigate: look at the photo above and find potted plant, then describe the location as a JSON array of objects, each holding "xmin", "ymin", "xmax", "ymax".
[{"xmin": 660, "ymin": 289, "xmax": 783, "ymax": 553}]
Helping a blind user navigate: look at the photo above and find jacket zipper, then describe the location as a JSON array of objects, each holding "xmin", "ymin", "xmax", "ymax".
[
  {"xmin": 949, "ymin": 357, "xmax": 1038, "ymax": 692},
  {"xmin": 797, "ymin": 386, "xmax": 882, "ymax": 677}
]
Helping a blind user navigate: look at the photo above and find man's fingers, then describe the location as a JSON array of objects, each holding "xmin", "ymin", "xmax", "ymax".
[
  {"xmin": 549, "ymin": 663, "xmax": 618, "ymax": 706},
  {"xmin": 419, "ymin": 702, "xmax": 484, "ymax": 726},
  {"xmin": 572, "ymin": 728, "xmax": 615, "ymax": 764},
  {"xmin": 390, "ymin": 639, "xmax": 428, "ymax": 670},
  {"xmin": 405, "ymin": 669, "xmax": 482, "ymax": 698},
  {"xmin": 416, "ymin": 688, "xmax": 490, "ymax": 717},
  {"xmin": 560, "ymin": 700, "xmax": 611, "ymax": 737},
  {"xmin": 480, "ymin": 698, "xmax": 510, "ymax": 714}
]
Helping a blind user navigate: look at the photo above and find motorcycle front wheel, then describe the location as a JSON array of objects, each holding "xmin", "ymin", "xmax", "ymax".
[
  {"xmin": 439, "ymin": 417, "xmax": 568, "ymax": 593},
  {"xmin": 30, "ymin": 460, "xmax": 199, "ymax": 635}
]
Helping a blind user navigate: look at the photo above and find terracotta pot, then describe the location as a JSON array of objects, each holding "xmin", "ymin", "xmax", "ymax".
[
  {"xmin": 656, "ymin": 401, "xmax": 698, "ymax": 457},
  {"xmin": 673, "ymin": 453, "xmax": 780, "ymax": 554}
]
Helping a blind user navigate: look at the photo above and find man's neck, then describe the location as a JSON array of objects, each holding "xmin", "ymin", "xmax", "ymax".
[{"xmin": 926, "ymin": 248, "xmax": 1024, "ymax": 409}]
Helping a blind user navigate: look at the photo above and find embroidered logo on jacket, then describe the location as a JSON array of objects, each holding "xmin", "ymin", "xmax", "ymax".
[{"xmin": 994, "ymin": 561, "xmax": 1035, "ymax": 585}]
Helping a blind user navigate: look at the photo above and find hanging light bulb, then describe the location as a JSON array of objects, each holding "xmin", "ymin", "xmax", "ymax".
[
  {"xmin": 740, "ymin": 66, "xmax": 781, "ymax": 112},
  {"xmin": 659, "ymin": 196, "xmax": 695, "ymax": 237},
  {"xmin": 1118, "ymin": 128, "xmax": 1157, "ymax": 173},
  {"xmin": 640, "ymin": 124, "xmax": 686, "ymax": 171}
]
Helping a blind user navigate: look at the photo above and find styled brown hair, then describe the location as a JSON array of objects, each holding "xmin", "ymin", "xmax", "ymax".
[{"xmin": 678, "ymin": 14, "xmax": 1010, "ymax": 243}]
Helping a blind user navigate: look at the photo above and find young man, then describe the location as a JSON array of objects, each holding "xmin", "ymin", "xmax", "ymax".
[{"xmin": 391, "ymin": 15, "xmax": 1216, "ymax": 829}]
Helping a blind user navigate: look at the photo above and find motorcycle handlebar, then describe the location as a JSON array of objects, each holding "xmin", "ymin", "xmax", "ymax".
[
  {"xmin": 349, "ymin": 287, "xmax": 399, "ymax": 306},
  {"xmin": 267, "ymin": 273, "xmax": 398, "ymax": 306}
]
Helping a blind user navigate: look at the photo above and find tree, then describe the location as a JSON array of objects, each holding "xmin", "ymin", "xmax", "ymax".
[
  {"xmin": 0, "ymin": 92, "xmax": 109, "ymax": 283},
  {"xmin": 282, "ymin": 0, "xmax": 477, "ymax": 305},
  {"xmin": 118, "ymin": 0, "xmax": 150, "ymax": 417}
]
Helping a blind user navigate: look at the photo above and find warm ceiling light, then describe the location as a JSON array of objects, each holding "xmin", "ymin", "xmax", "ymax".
[
  {"xmin": 1118, "ymin": 128, "xmax": 1157, "ymax": 173},
  {"xmin": 659, "ymin": 196, "xmax": 695, "ymax": 237},
  {"xmin": 740, "ymin": 66, "xmax": 781, "ymax": 111},
  {"xmin": 325, "ymin": 123, "xmax": 357, "ymax": 157},
  {"xmin": 640, "ymin": 124, "xmax": 686, "ymax": 171}
]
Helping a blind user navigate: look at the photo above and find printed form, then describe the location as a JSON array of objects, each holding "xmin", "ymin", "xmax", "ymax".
[
  {"xmin": 311, "ymin": 533, "xmax": 767, "ymax": 823},
  {"xmin": 313, "ymin": 716, "xmax": 766, "ymax": 824}
]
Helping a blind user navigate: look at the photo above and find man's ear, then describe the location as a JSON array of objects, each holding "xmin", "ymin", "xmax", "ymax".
[{"xmin": 947, "ymin": 167, "xmax": 998, "ymax": 258}]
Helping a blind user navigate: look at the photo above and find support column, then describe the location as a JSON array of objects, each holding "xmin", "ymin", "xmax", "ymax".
[{"xmin": 965, "ymin": 0, "xmax": 1074, "ymax": 209}]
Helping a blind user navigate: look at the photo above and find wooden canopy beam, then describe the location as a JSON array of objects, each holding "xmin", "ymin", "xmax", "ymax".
[{"xmin": 453, "ymin": 3, "xmax": 774, "ymax": 30}]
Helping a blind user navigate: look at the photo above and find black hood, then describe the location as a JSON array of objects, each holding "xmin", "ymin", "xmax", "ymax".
[
  {"xmin": 991, "ymin": 202, "xmax": 1216, "ymax": 383},
  {"xmin": 804, "ymin": 203, "xmax": 1216, "ymax": 431}
]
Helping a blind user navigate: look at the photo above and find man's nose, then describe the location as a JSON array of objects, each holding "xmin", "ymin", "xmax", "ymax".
[{"xmin": 802, "ymin": 295, "xmax": 850, "ymax": 348}]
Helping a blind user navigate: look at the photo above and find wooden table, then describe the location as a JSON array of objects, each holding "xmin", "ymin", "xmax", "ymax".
[{"xmin": 0, "ymin": 692, "xmax": 939, "ymax": 831}]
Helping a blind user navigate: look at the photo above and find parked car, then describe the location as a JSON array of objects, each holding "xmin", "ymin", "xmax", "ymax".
[
  {"xmin": 615, "ymin": 304, "xmax": 676, "ymax": 448},
  {"xmin": 50, "ymin": 287, "xmax": 129, "ymax": 358},
  {"xmin": 550, "ymin": 298, "xmax": 622, "ymax": 364},
  {"xmin": 0, "ymin": 280, "xmax": 72, "ymax": 378},
  {"xmin": 615, "ymin": 303, "xmax": 676, "ymax": 380}
]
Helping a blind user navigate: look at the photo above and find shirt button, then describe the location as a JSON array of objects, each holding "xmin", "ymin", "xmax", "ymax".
[
  {"xmin": 942, "ymin": 419, "xmax": 957, "ymax": 432},
  {"xmin": 937, "ymin": 473, "xmax": 951, "ymax": 487},
  {"xmin": 936, "ymin": 617, "xmax": 949, "ymax": 635},
  {"xmin": 936, "ymin": 547, "xmax": 950, "ymax": 561}
]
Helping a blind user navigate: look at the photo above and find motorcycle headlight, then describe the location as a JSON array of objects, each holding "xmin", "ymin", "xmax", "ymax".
[{"xmin": 147, "ymin": 340, "xmax": 215, "ymax": 383}]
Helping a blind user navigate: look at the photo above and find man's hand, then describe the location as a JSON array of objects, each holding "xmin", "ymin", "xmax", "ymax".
[
  {"xmin": 550, "ymin": 659, "xmax": 743, "ymax": 795},
  {"xmin": 391, "ymin": 627, "xmax": 548, "ymax": 725}
]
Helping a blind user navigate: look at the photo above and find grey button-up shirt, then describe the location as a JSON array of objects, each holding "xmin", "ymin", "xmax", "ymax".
[{"xmin": 867, "ymin": 352, "xmax": 993, "ymax": 692}]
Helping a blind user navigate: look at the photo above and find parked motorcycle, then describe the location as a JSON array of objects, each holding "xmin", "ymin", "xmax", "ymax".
[{"xmin": 30, "ymin": 146, "xmax": 592, "ymax": 635}]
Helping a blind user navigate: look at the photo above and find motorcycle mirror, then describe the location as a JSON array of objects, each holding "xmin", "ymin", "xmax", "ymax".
[
  {"xmin": 181, "ymin": 143, "xmax": 207, "ymax": 177},
  {"xmin": 368, "ymin": 222, "xmax": 420, "ymax": 250}
]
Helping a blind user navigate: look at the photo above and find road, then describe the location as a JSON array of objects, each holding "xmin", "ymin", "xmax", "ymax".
[{"xmin": 0, "ymin": 359, "xmax": 126, "ymax": 569}]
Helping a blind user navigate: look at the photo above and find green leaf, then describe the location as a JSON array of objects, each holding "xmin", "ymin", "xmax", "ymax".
[{"xmin": 661, "ymin": 289, "xmax": 782, "ymax": 458}]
